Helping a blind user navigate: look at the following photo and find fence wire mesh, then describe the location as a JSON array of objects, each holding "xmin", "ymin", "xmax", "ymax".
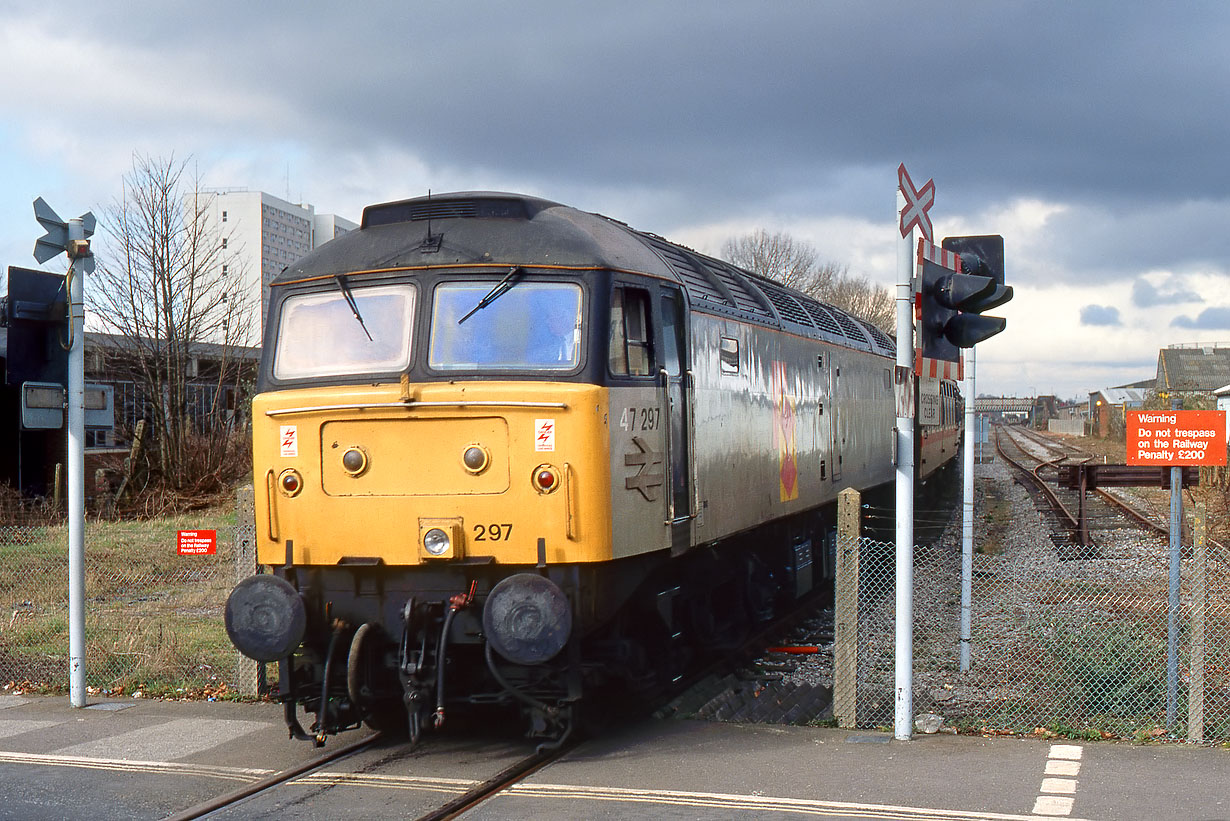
[
  {"xmin": 4, "ymin": 476, "xmax": 1227, "ymax": 743},
  {"xmin": 0, "ymin": 488, "xmax": 259, "ymax": 697},
  {"xmin": 835, "ymin": 481, "xmax": 1230, "ymax": 742}
]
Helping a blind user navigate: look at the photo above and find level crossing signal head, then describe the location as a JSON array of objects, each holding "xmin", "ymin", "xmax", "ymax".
[
  {"xmin": 920, "ymin": 235, "xmax": 1012, "ymax": 362},
  {"xmin": 33, "ymin": 197, "xmax": 95, "ymax": 272}
]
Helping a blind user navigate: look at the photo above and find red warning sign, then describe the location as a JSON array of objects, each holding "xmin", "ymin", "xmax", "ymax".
[
  {"xmin": 1126, "ymin": 410, "xmax": 1227, "ymax": 466},
  {"xmin": 177, "ymin": 530, "xmax": 217, "ymax": 555}
]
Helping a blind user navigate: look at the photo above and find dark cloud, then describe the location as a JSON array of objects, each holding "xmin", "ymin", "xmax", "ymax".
[
  {"xmin": 41, "ymin": 1, "xmax": 1230, "ymax": 226},
  {"xmin": 1132, "ymin": 277, "xmax": 1202, "ymax": 307},
  {"xmin": 1080, "ymin": 305, "xmax": 1121, "ymax": 326},
  {"xmin": 1171, "ymin": 307, "xmax": 1230, "ymax": 330}
]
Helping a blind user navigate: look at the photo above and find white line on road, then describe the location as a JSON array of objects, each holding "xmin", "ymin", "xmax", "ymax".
[{"xmin": 1032, "ymin": 743, "xmax": 1083, "ymax": 816}]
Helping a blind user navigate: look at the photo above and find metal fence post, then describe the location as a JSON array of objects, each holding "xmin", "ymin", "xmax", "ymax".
[
  {"xmin": 833, "ymin": 487, "xmax": 861, "ymax": 728},
  {"xmin": 1188, "ymin": 503, "xmax": 1206, "ymax": 742},
  {"xmin": 233, "ymin": 484, "xmax": 259, "ymax": 695}
]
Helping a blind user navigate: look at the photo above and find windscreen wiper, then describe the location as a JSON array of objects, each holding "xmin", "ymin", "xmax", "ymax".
[
  {"xmin": 458, "ymin": 266, "xmax": 522, "ymax": 325},
  {"xmin": 334, "ymin": 274, "xmax": 373, "ymax": 341}
]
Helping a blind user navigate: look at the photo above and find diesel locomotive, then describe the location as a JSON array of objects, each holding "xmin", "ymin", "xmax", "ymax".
[{"xmin": 224, "ymin": 191, "xmax": 961, "ymax": 745}]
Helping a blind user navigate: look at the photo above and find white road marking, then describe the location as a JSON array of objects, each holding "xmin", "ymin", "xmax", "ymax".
[
  {"xmin": 501, "ymin": 782, "xmax": 1093, "ymax": 820},
  {"xmin": 53, "ymin": 718, "xmax": 268, "ymax": 761},
  {"xmin": 1044, "ymin": 760, "xmax": 1080, "ymax": 777},
  {"xmin": 0, "ymin": 750, "xmax": 271, "ymax": 782},
  {"xmin": 1032, "ymin": 795, "xmax": 1076, "ymax": 816},
  {"xmin": 0, "ymin": 749, "xmax": 1102, "ymax": 820},
  {"xmin": 1048, "ymin": 744, "xmax": 1082, "ymax": 760},
  {"xmin": 1031, "ymin": 743, "xmax": 1084, "ymax": 816}
]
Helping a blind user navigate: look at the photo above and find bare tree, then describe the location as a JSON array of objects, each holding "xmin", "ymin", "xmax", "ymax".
[
  {"xmin": 721, "ymin": 230, "xmax": 895, "ymax": 334},
  {"xmin": 825, "ymin": 271, "xmax": 896, "ymax": 333},
  {"xmin": 87, "ymin": 154, "xmax": 256, "ymax": 494},
  {"xmin": 722, "ymin": 229, "xmax": 833, "ymax": 295}
]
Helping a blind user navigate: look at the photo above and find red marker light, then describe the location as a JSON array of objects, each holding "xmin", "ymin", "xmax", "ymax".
[
  {"xmin": 532, "ymin": 465, "xmax": 560, "ymax": 493},
  {"xmin": 280, "ymin": 470, "xmax": 302, "ymax": 496}
]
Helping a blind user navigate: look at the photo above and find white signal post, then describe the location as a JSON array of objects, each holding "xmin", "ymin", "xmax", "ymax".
[
  {"xmin": 894, "ymin": 164, "xmax": 932, "ymax": 741},
  {"xmin": 66, "ymin": 220, "xmax": 89, "ymax": 706},
  {"xmin": 960, "ymin": 347, "xmax": 974, "ymax": 672},
  {"xmin": 32, "ymin": 199, "xmax": 94, "ymax": 708}
]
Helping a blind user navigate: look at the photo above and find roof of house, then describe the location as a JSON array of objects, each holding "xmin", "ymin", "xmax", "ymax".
[
  {"xmin": 1095, "ymin": 386, "xmax": 1149, "ymax": 405},
  {"xmin": 1155, "ymin": 345, "xmax": 1230, "ymax": 391}
]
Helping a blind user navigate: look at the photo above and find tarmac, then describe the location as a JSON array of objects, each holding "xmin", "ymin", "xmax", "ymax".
[{"xmin": 0, "ymin": 693, "xmax": 1227, "ymax": 820}]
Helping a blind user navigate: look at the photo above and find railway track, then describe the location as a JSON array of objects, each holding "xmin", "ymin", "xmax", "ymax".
[
  {"xmin": 163, "ymin": 589, "xmax": 833, "ymax": 820},
  {"xmin": 162, "ymin": 729, "xmax": 574, "ymax": 821},
  {"xmin": 993, "ymin": 424, "xmax": 1180, "ymax": 553},
  {"xmin": 164, "ymin": 731, "xmax": 385, "ymax": 820}
]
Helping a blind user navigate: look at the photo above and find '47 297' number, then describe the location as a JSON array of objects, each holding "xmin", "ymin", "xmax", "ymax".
[{"xmin": 618, "ymin": 406, "xmax": 661, "ymax": 432}]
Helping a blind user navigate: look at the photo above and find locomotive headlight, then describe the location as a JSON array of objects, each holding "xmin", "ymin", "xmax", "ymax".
[
  {"xmin": 278, "ymin": 468, "xmax": 303, "ymax": 497},
  {"xmin": 462, "ymin": 445, "xmax": 490, "ymax": 474},
  {"xmin": 418, "ymin": 519, "xmax": 464, "ymax": 560},
  {"xmin": 423, "ymin": 527, "xmax": 451, "ymax": 556},
  {"xmin": 341, "ymin": 446, "xmax": 368, "ymax": 476}
]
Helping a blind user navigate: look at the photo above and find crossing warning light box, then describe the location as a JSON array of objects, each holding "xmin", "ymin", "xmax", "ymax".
[{"xmin": 1126, "ymin": 410, "xmax": 1227, "ymax": 466}]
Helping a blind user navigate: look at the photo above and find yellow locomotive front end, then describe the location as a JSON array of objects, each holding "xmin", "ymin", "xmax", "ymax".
[
  {"xmin": 255, "ymin": 379, "xmax": 612, "ymax": 568},
  {"xmin": 225, "ymin": 261, "xmax": 632, "ymax": 744}
]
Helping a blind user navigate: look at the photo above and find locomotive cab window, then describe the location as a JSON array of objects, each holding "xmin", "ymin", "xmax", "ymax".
[
  {"xmin": 429, "ymin": 281, "xmax": 583, "ymax": 371},
  {"xmin": 273, "ymin": 283, "xmax": 416, "ymax": 380},
  {"xmin": 609, "ymin": 287, "xmax": 653, "ymax": 376}
]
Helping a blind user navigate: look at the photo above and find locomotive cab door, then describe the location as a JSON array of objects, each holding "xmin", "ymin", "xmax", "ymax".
[{"xmin": 658, "ymin": 288, "xmax": 693, "ymax": 553}]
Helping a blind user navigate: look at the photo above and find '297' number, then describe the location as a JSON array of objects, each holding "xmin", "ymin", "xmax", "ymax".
[{"xmin": 474, "ymin": 523, "xmax": 513, "ymax": 541}]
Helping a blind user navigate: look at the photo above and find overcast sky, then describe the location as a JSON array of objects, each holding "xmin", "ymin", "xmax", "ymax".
[{"xmin": 2, "ymin": 1, "xmax": 1228, "ymax": 399}]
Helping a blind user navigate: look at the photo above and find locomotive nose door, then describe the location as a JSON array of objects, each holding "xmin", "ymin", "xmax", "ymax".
[{"xmin": 659, "ymin": 288, "xmax": 693, "ymax": 553}]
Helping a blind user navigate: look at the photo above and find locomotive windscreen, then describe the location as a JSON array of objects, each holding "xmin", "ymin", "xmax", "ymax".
[
  {"xmin": 273, "ymin": 283, "xmax": 417, "ymax": 379},
  {"xmin": 429, "ymin": 281, "xmax": 582, "ymax": 371}
]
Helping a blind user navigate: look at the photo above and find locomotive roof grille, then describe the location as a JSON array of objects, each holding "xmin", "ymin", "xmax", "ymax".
[
  {"xmin": 704, "ymin": 260, "xmax": 772, "ymax": 315},
  {"xmin": 830, "ymin": 309, "xmax": 871, "ymax": 346},
  {"xmin": 640, "ymin": 237, "xmax": 731, "ymax": 307},
  {"xmin": 362, "ymin": 197, "xmax": 530, "ymax": 228},
  {"xmin": 800, "ymin": 301, "xmax": 844, "ymax": 336},
  {"xmin": 860, "ymin": 320, "xmax": 895, "ymax": 350},
  {"xmin": 755, "ymin": 280, "xmax": 815, "ymax": 328},
  {"xmin": 633, "ymin": 227, "xmax": 888, "ymax": 354}
]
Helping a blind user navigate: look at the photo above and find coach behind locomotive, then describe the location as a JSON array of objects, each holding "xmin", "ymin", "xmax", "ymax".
[{"xmin": 225, "ymin": 191, "xmax": 949, "ymax": 745}]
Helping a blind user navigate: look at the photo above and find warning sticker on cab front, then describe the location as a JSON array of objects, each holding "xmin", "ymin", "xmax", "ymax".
[
  {"xmin": 280, "ymin": 425, "xmax": 298, "ymax": 457},
  {"xmin": 177, "ymin": 530, "xmax": 217, "ymax": 555},
  {"xmin": 534, "ymin": 419, "xmax": 555, "ymax": 452}
]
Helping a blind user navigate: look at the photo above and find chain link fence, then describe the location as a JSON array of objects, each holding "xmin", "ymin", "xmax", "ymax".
[
  {"xmin": 835, "ymin": 478, "xmax": 1230, "ymax": 742},
  {"xmin": 6, "ymin": 472, "xmax": 1227, "ymax": 742},
  {"xmin": 0, "ymin": 488, "xmax": 259, "ymax": 697}
]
